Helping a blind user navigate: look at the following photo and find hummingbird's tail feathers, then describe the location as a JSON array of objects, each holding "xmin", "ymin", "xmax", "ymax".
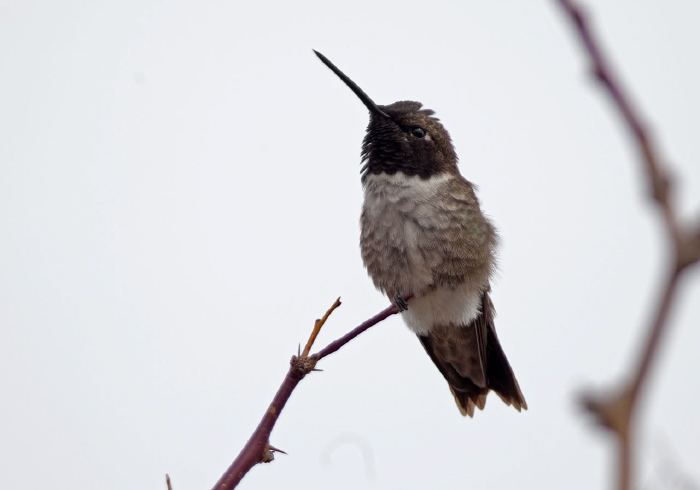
[
  {"xmin": 418, "ymin": 321, "xmax": 489, "ymax": 418},
  {"xmin": 449, "ymin": 386, "xmax": 489, "ymax": 418},
  {"xmin": 417, "ymin": 292, "xmax": 527, "ymax": 416},
  {"xmin": 484, "ymin": 317, "xmax": 528, "ymax": 412}
]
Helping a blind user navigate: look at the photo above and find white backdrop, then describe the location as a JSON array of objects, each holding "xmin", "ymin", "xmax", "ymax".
[{"xmin": 1, "ymin": 1, "xmax": 699, "ymax": 489}]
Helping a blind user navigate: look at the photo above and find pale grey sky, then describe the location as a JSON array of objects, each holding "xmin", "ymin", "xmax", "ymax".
[{"xmin": 1, "ymin": 1, "xmax": 699, "ymax": 489}]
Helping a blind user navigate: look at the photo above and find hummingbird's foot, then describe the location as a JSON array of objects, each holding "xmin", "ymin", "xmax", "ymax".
[{"xmin": 393, "ymin": 294, "xmax": 409, "ymax": 312}]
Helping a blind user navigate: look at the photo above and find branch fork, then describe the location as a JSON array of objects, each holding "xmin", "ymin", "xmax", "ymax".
[{"xmin": 210, "ymin": 296, "xmax": 407, "ymax": 489}]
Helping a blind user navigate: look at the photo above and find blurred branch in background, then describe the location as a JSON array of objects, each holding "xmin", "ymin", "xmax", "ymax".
[
  {"xmin": 555, "ymin": 1, "xmax": 700, "ymax": 489},
  {"xmin": 209, "ymin": 297, "xmax": 407, "ymax": 490}
]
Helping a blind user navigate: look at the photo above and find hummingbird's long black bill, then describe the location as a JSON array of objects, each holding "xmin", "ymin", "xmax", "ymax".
[{"xmin": 313, "ymin": 50, "xmax": 390, "ymax": 119}]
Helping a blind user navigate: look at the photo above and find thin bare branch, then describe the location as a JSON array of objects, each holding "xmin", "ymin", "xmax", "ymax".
[
  {"xmin": 211, "ymin": 298, "xmax": 404, "ymax": 490},
  {"xmin": 314, "ymin": 294, "xmax": 411, "ymax": 361}
]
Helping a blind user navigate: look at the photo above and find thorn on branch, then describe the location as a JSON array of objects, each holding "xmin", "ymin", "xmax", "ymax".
[
  {"xmin": 262, "ymin": 444, "xmax": 288, "ymax": 463},
  {"xmin": 268, "ymin": 444, "xmax": 287, "ymax": 455}
]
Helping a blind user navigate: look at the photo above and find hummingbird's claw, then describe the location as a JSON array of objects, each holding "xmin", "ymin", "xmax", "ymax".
[{"xmin": 393, "ymin": 295, "xmax": 409, "ymax": 312}]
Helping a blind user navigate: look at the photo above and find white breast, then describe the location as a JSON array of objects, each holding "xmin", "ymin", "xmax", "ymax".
[
  {"xmin": 402, "ymin": 285, "xmax": 482, "ymax": 335},
  {"xmin": 362, "ymin": 172, "xmax": 451, "ymax": 212},
  {"xmin": 362, "ymin": 172, "xmax": 485, "ymax": 334}
]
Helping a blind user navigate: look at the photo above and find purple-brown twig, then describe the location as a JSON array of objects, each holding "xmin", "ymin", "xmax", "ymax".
[
  {"xmin": 210, "ymin": 296, "xmax": 410, "ymax": 490},
  {"xmin": 554, "ymin": 1, "xmax": 700, "ymax": 489}
]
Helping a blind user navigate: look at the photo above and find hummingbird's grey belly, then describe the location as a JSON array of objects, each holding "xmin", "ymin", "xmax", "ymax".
[{"xmin": 361, "ymin": 173, "xmax": 489, "ymax": 335}]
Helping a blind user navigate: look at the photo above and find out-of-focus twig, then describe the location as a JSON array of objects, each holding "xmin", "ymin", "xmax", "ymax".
[
  {"xmin": 554, "ymin": 2, "xmax": 700, "ymax": 490},
  {"xmin": 211, "ymin": 295, "xmax": 410, "ymax": 490}
]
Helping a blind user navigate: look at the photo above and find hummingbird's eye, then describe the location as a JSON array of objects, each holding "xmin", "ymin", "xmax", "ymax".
[{"xmin": 411, "ymin": 127, "xmax": 426, "ymax": 138}]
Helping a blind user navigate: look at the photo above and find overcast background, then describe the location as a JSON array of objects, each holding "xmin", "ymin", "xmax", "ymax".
[{"xmin": 2, "ymin": 1, "xmax": 699, "ymax": 489}]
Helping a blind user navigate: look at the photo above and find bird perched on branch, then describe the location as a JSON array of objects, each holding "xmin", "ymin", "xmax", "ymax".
[{"xmin": 315, "ymin": 50, "xmax": 527, "ymax": 417}]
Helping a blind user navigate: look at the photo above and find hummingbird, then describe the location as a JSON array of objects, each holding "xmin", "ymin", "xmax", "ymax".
[{"xmin": 314, "ymin": 50, "xmax": 527, "ymax": 417}]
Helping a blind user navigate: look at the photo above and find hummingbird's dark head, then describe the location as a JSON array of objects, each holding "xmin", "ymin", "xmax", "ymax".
[
  {"xmin": 361, "ymin": 101, "xmax": 458, "ymax": 180},
  {"xmin": 314, "ymin": 50, "xmax": 458, "ymax": 180}
]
